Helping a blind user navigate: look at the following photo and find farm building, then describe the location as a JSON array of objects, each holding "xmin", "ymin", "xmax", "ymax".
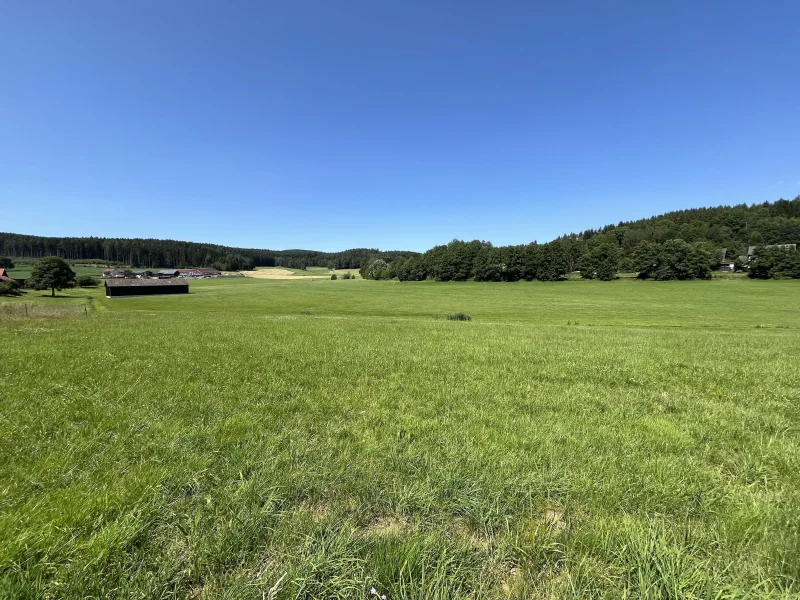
[
  {"xmin": 157, "ymin": 269, "xmax": 180, "ymax": 278},
  {"xmin": 178, "ymin": 269, "xmax": 204, "ymax": 278},
  {"xmin": 103, "ymin": 269, "xmax": 123, "ymax": 277},
  {"xmin": 178, "ymin": 268, "xmax": 221, "ymax": 277},
  {"xmin": 2, "ymin": 269, "xmax": 25, "ymax": 287},
  {"xmin": 105, "ymin": 278, "xmax": 189, "ymax": 297}
]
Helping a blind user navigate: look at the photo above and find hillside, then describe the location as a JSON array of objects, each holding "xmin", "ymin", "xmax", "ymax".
[
  {"xmin": 360, "ymin": 196, "xmax": 800, "ymax": 282},
  {"xmin": 575, "ymin": 196, "xmax": 800, "ymax": 254}
]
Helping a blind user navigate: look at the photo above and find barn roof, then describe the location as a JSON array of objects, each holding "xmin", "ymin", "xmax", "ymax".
[{"xmin": 104, "ymin": 279, "xmax": 188, "ymax": 287}]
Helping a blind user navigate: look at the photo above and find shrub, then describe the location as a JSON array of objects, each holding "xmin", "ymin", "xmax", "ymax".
[
  {"xmin": 330, "ymin": 274, "xmax": 338, "ymax": 280},
  {"xmin": 342, "ymin": 272, "xmax": 353, "ymax": 280},
  {"xmin": 77, "ymin": 275, "xmax": 98, "ymax": 288},
  {"xmin": 446, "ymin": 312, "xmax": 472, "ymax": 321},
  {"xmin": 0, "ymin": 280, "xmax": 21, "ymax": 296}
]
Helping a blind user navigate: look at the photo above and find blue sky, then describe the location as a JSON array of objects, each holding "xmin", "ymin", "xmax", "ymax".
[{"xmin": 1, "ymin": 1, "xmax": 798, "ymax": 252}]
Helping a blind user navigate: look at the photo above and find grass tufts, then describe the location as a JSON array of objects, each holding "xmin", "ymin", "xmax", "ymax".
[
  {"xmin": 1, "ymin": 277, "xmax": 799, "ymax": 597},
  {"xmin": 446, "ymin": 312, "xmax": 472, "ymax": 321}
]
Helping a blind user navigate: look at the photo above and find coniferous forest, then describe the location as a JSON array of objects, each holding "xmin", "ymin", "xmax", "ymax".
[
  {"xmin": 2, "ymin": 196, "xmax": 799, "ymax": 279},
  {"xmin": 0, "ymin": 234, "xmax": 414, "ymax": 272}
]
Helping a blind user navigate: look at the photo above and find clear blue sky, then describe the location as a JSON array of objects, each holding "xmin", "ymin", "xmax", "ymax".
[{"xmin": 1, "ymin": 1, "xmax": 798, "ymax": 252}]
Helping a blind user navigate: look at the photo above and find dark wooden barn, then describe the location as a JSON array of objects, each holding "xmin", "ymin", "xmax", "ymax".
[{"xmin": 105, "ymin": 279, "xmax": 189, "ymax": 297}]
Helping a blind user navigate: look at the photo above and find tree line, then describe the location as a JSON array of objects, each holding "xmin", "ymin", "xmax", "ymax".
[
  {"xmin": 360, "ymin": 197, "xmax": 800, "ymax": 281},
  {"xmin": 3, "ymin": 197, "xmax": 799, "ymax": 280},
  {"xmin": 361, "ymin": 240, "xmax": 573, "ymax": 281},
  {"xmin": 0, "ymin": 233, "xmax": 415, "ymax": 271},
  {"xmin": 272, "ymin": 248, "xmax": 418, "ymax": 270}
]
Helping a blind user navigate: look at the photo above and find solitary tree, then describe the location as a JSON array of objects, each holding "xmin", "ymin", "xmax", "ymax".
[
  {"xmin": 27, "ymin": 256, "xmax": 76, "ymax": 297},
  {"xmin": 0, "ymin": 256, "xmax": 15, "ymax": 269}
]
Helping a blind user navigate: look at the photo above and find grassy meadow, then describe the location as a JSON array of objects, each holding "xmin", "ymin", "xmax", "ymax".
[
  {"xmin": 1, "ymin": 278, "xmax": 799, "ymax": 599},
  {"xmin": 6, "ymin": 260, "xmax": 108, "ymax": 280},
  {"xmin": 248, "ymin": 266, "xmax": 362, "ymax": 279}
]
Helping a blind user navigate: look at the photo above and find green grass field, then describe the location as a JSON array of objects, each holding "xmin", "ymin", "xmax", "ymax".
[
  {"xmin": 7, "ymin": 260, "xmax": 108, "ymax": 280},
  {"xmin": 1, "ymin": 279, "xmax": 799, "ymax": 599}
]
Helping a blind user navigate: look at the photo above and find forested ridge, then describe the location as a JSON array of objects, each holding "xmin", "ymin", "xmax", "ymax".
[
  {"xmin": 0, "ymin": 233, "xmax": 415, "ymax": 271},
  {"xmin": 3, "ymin": 196, "xmax": 799, "ymax": 279},
  {"xmin": 360, "ymin": 196, "xmax": 800, "ymax": 281}
]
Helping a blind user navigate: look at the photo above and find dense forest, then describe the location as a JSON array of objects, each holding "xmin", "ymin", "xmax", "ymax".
[
  {"xmin": 3, "ymin": 197, "xmax": 799, "ymax": 279},
  {"xmin": 0, "ymin": 233, "xmax": 414, "ymax": 272},
  {"xmin": 358, "ymin": 197, "xmax": 800, "ymax": 281}
]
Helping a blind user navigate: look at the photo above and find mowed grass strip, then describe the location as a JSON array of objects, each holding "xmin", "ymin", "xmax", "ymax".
[{"xmin": 1, "ymin": 279, "xmax": 799, "ymax": 598}]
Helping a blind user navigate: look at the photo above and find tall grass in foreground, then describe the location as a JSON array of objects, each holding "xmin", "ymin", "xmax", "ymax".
[
  {"xmin": 1, "ymin": 279, "xmax": 799, "ymax": 598},
  {"xmin": 0, "ymin": 301, "xmax": 91, "ymax": 320}
]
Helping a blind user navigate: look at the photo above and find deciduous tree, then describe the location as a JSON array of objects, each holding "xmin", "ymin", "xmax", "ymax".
[{"xmin": 27, "ymin": 256, "xmax": 76, "ymax": 297}]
